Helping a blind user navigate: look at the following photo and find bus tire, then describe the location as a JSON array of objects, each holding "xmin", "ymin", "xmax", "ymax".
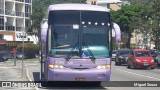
[{"xmin": 93, "ymin": 82, "xmax": 101, "ymax": 86}]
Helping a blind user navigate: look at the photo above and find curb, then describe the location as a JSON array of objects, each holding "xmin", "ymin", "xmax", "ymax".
[{"xmin": 26, "ymin": 68, "xmax": 39, "ymax": 90}]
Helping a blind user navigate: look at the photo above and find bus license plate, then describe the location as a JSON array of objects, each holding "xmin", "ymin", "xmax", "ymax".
[{"xmin": 75, "ymin": 78, "xmax": 86, "ymax": 81}]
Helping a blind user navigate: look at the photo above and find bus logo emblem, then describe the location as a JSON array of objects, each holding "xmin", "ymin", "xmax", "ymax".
[{"xmin": 80, "ymin": 65, "xmax": 82, "ymax": 67}]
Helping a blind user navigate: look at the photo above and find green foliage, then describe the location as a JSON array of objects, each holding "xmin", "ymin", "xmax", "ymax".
[
  {"xmin": 111, "ymin": 0, "xmax": 160, "ymax": 48},
  {"xmin": 120, "ymin": 0, "xmax": 160, "ymax": 47},
  {"xmin": 112, "ymin": 41, "xmax": 118, "ymax": 50},
  {"xmin": 111, "ymin": 5, "xmax": 145, "ymax": 32},
  {"xmin": 130, "ymin": 43, "xmax": 136, "ymax": 49},
  {"xmin": 121, "ymin": 0, "xmax": 150, "ymax": 5},
  {"xmin": 16, "ymin": 43, "xmax": 39, "ymax": 58},
  {"xmin": 111, "ymin": 5, "xmax": 144, "ymax": 48}
]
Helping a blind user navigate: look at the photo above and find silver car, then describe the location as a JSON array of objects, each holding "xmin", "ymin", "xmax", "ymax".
[{"xmin": 112, "ymin": 50, "xmax": 117, "ymax": 61}]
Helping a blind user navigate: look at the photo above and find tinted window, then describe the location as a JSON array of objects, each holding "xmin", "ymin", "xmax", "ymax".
[
  {"xmin": 112, "ymin": 51, "xmax": 117, "ymax": 54},
  {"xmin": 135, "ymin": 51, "xmax": 151, "ymax": 57},
  {"xmin": 119, "ymin": 50, "xmax": 130, "ymax": 55}
]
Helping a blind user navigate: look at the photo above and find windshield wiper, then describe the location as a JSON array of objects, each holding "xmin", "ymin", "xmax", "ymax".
[
  {"xmin": 66, "ymin": 42, "xmax": 79, "ymax": 61},
  {"xmin": 66, "ymin": 35, "xmax": 96, "ymax": 62},
  {"xmin": 66, "ymin": 34, "xmax": 81, "ymax": 61},
  {"xmin": 82, "ymin": 41, "xmax": 96, "ymax": 61}
]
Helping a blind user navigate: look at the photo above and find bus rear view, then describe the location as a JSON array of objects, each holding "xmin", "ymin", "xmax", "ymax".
[{"xmin": 41, "ymin": 4, "xmax": 113, "ymax": 85}]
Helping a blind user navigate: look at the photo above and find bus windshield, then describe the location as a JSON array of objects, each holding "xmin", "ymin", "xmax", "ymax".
[{"xmin": 49, "ymin": 10, "xmax": 110, "ymax": 58}]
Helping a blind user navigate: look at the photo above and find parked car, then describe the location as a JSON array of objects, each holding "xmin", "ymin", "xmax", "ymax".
[
  {"xmin": 154, "ymin": 54, "xmax": 160, "ymax": 67},
  {"xmin": 127, "ymin": 49, "xmax": 155, "ymax": 69},
  {"xmin": 149, "ymin": 49, "xmax": 158, "ymax": 62},
  {"xmin": 112, "ymin": 50, "xmax": 117, "ymax": 61},
  {"xmin": 115, "ymin": 49, "xmax": 131, "ymax": 66},
  {"xmin": 16, "ymin": 51, "xmax": 27, "ymax": 59},
  {"xmin": 0, "ymin": 51, "xmax": 13, "ymax": 62},
  {"xmin": 149, "ymin": 49, "xmax": 158, "ymax": 57},
  {"xmin": 35, "ymin": 54, "xmax": 40, "ymax": 58}
]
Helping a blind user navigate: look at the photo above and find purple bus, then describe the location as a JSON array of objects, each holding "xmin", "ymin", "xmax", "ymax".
[{"xmin": 40, "ymin": 4, "xmax": 121, "ymax": 85}]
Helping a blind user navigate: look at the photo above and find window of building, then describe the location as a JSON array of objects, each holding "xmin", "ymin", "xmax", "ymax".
[
  {"xmin": 0, "ymin": 34, "xmax": 3, "ymax": 39},
  {"xmin": 25, "ymin": 5, "xmax": 31, "ymax": 17}
]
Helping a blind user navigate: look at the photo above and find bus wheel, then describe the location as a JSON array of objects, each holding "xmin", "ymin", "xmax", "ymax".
[
  {"xmin": 92, "ymin": 82, "xmax": 101, "ymax": 87},
  {"xmin": 40, "ymin": 77, "xmax": 48, "ymax": 87},
  {"xmin": 41, "ymin": 81, "xmax": 47, "ymax": 87}
]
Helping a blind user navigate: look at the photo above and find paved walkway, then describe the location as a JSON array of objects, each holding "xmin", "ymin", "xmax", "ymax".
[{"xmin": 0, "ymin": 59, "xmax": 36, "ymax": 90}]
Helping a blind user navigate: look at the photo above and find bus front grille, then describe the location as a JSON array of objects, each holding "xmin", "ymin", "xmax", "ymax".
[{"xmin": 73, "ymin": 68, "xmax": 88, "ymax": 70}]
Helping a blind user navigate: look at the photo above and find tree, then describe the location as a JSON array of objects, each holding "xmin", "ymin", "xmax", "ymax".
[
  {"xmin": 111, "ymin": 5, "xmax": 144, "ymax": 48},
  {"xmin": 149, "ymin": 0, "xmax": 160, "ymax": 49},
  {"xmin": 121, "ymin": 0, "xmax": 150, "ymax": 5},
  {"xmin": 128, "ymin": 0, "xmax": 160, "ymax": 49},
  {"xmin": 17, "ymin": 43, "xmax": 39, "ymax": 58}
]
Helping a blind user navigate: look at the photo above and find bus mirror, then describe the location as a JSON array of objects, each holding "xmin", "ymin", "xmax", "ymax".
[
  {"xmin": 41, "ymin": 22, "xmax": 48, "ymax": 43},
  {"xmin": 112, "ymin": 23, "xmax": 121, "ymax": 42}
]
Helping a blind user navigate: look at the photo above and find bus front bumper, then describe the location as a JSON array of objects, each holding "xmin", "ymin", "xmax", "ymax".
[{"xmin": 47, "ymin": 69, "xmax": 111, "ymax": 81}]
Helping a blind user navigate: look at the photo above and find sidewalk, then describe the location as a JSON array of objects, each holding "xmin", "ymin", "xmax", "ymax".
[{"xmin": 0, "ymin": 59, "xmax": 36, "ymax": 90}]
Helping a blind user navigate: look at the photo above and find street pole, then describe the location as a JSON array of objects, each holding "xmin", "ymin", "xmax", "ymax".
[
  {"xmin": 21, "ymin": 1, "xmax": 25, "ymax": 78},
  {"xmin": 159, "ymin": 23, "xmax": 160, "ymax": 51},
  {"xmin": 13, "ymin": 48, "xmax": 16, "ymax": 66}
]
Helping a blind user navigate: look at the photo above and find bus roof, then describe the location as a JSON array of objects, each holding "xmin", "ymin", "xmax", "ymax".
[{"xmin": 48, "ymin": 3, "xmax": 110, "ymax": 12}]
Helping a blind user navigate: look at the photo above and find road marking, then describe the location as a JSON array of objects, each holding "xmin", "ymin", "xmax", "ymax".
[
  {"xmin": 116, "ymin": 68, "xmax": 160, "ymax": 81},
  {"xmin": 24, "ymin": 64, "xmax": 38, "ymax": 66},
  {"xmin": 26, "ymin": 68, "xmax": 39, "ymax": 90},
  {"xmin": 26, "ymin": 69, "xmax": 32, "ymax": 81}
]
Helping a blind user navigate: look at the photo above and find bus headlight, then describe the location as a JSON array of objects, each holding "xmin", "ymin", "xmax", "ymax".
[
  {"xmin": 48, "ymin": 64, "xmax": 54, "ymax": 68},
  {"xmin": 96, "ymin": 65, "xmax": 111, "ymax": 70},
  {"xmin": 59, "ymin": 65, "xmax": 64, "ymax": 69},
  {"xmin": 54, "ymin": 65, "xmax": 59, "ymax": 68},
  {"xmin": 48, "ymin": 64, "xmax": 64, "ymax": 69}
]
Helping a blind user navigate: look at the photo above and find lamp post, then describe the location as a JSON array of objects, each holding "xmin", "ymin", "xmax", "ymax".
[
  {"xmin": 149, "ymin": 18, "xmax": 152, "ymax": 49},
  {"xmin": 158, "ymin": 23, "xmax": 160, "ymax": 51},
  {"xmin": 21, "ymin": 1, "xmax": 25, "ymax": 78},
  {"xmin": 143, "ymin": 35, "xmax": 147, "ymax": 49}
]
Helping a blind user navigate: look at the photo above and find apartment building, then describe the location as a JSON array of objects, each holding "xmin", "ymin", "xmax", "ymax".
[
  {"xmin": 86, "ymin": 0, "xmax": 126, "ymax": 11},
  {"xmin": 0, "ymin": 0, "xmax": 33, "ymax": 48}
]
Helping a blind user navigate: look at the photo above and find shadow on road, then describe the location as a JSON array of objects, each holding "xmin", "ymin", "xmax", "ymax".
[
  {"xmin": 32, "ymin": 72, "xmax": 106, "ymax": 89},
  {"xmin": 39, "ymin": 82, "xmax": 106, "ymax": 90},
  {"xmin": 33, "ymin": 72, "xmax": 40, "ymax": 81}
]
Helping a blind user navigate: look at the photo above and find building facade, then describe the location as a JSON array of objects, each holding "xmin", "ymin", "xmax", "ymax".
[
  {"xmin": 0, "ymin": 0, "xmax": 32, "ymax": 44},
  {"xmin": 86, "ymin": 0, "xmax": 130, "ymax": 11}
]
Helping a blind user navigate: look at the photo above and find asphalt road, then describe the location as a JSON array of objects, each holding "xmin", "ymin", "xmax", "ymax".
[
  {"xmin": 25, "ymin": 60, "xmax": 160, "ymax": 90},
  {"xmin": 1, "ymin": 60, "xmax": 160, "ymax": 90}
]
